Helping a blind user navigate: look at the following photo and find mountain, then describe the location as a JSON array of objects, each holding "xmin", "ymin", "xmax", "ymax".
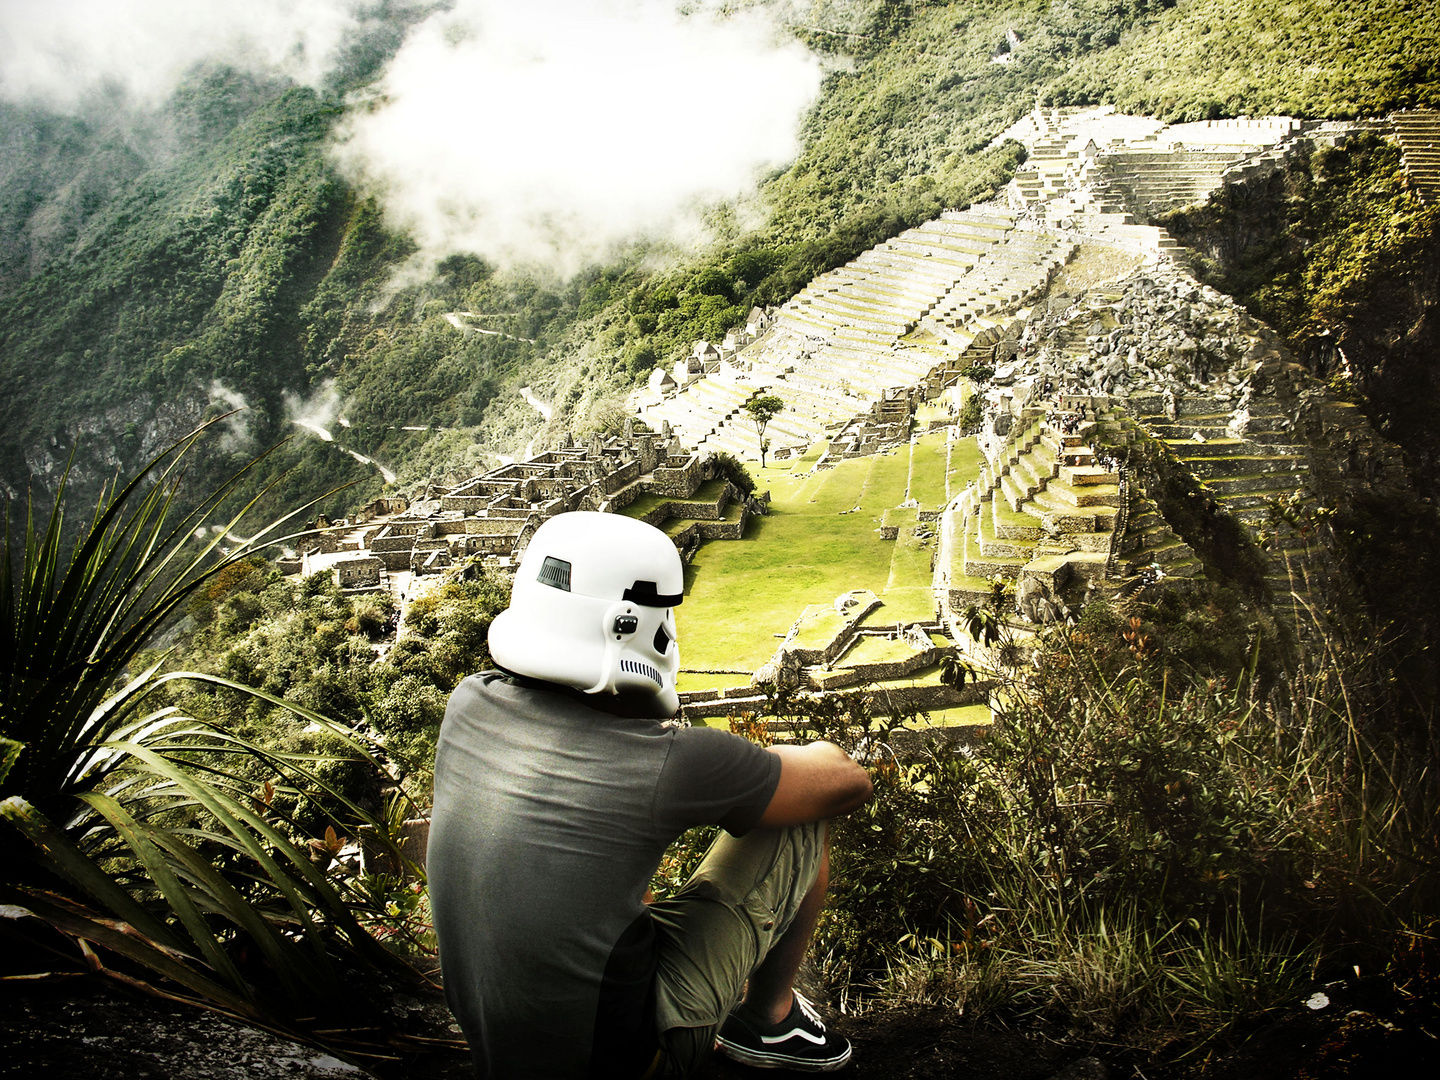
[{"xmin": 1, "ymin": 0, "xmax": 1436, "ymax": 522}]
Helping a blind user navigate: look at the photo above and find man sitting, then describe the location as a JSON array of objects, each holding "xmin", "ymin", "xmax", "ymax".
[{"xmin": 429, "ymin": 511, "xmax": 873, "ymax": 1078}]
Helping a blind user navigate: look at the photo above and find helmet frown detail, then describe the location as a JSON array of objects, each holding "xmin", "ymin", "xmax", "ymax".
[{"xmin": 489, "ymin": 512, "xmax": 683, "ymax": 716}]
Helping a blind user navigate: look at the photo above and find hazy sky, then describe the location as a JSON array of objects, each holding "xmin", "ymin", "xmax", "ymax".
[{"xmin": 0, "ymin": 0, "xmax": 827, "ymax": 275}]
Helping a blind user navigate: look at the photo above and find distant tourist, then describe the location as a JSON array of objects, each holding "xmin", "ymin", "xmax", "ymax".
[{"xmin": 428, "ymin": 512, "xmax": 871, "ymax": 1078}]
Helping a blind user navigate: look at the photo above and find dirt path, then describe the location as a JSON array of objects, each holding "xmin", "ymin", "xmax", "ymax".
[
  {"xmin": 6, "ymin": 972, "xmax": 1437, "ymax": 1080},
  {"xmin": 291, "ymin": 419, "xmax": 398, "ymax": 483}
]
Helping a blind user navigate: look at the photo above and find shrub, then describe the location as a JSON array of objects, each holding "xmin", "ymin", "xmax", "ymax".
[
  {"xmin": 708, "ymin": 450, "xmax": 757, "ymax": 495},
  {"xmin": 0, "ymin": 428, "xmax": 419, "ymax": 1039},
  {"xmin": 730, "ymin": 604, "xmax": 1430, "ymax": 1055}
]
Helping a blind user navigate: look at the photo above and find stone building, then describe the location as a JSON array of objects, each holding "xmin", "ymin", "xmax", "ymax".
[
  {"xmin": 333, "ymin": 555, "xmax": 384, "ymax": 591},
  {"xmin": 293, "ymin": 424, "xmax": 714, "ymax": 577}
]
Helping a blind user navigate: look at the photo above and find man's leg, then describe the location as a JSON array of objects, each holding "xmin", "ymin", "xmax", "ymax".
[
  {"xmin": 738, "ymin": 831, "xmax": 828, "ymax": 1024},
  {"xmin": 646, "ymin": 821, "xmax": 847, "ymax": 1075}
]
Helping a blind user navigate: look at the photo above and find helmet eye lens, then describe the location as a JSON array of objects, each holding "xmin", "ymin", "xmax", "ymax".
[{"xmin": 652, "ymin": 625, "xmax": 671, "ymax": 654}]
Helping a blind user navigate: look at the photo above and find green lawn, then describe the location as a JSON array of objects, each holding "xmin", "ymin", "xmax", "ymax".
[
  {"xmin": 947, "ymin": 433, "xmax": 986, "ymax": 500},
  {"xmin": 676, "ymin": 671, "xmax": 755, "ymax": 692},
  {"xmin": 692, "ymin": 701, "xmax": 991, "ymax": 731},
  {"xmin": 908, "ymin": 431, "xmax": 951, "ymax": 508},
  {"xmin": 911, "ymin": 703, "xmax": 993, "ymax": 728},
  {"xmin": 843, "ymin": 635, "xmax": 921, "ymax": 665},
  {"xmin": 677, "ymin": 433, "xmax": 987, "ymax": 672},
  {"xmin": 793, "ymin": 605, "xmax": 845, "ymax": 649},
  {"xmin": 619, "ymin": 477, "xmax": 728, "ymax": 521}
]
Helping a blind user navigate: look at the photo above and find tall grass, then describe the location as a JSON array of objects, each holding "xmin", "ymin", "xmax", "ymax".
[{"xmin": 746, "ymin": 601, "xmax": 1438, "ymax": 1057}]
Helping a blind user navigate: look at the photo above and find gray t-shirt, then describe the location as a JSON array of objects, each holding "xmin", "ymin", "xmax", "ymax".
[{"xmin": 429, "ymin": 672, "xmax": 781, "ymax": 1079}]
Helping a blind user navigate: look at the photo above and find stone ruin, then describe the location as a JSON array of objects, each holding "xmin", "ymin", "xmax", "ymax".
[
  {"xmin": 633, "ymin": 104, "xmax": 1417, "ymax": 668},
  {"xmin": 287, "ymin": 423, "xmax": 735, "ymax": 587},
  {"xmin": 294, "ymin": 105, "xmax": 1419, "ymax": 683}
]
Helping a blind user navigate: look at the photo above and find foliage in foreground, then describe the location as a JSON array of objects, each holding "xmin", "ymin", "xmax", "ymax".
[
  {"xmin": 166, "ymin": 559, "xmax": 510, "ymax": 799},
  {"xmin": 718, "ymin": 603, "xmax": 1439, "ymax": 1058},
  {"xmin": 0, "ymin": 430, "xmax": 422, "ymax": 1035}
]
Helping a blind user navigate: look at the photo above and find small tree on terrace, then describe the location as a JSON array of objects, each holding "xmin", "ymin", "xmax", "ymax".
[{"xmin": 743, "ymin": 394, "xmax": 785, "ymax": 467}]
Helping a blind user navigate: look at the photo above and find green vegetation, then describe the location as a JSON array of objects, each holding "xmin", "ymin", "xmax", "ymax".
[
  {"xmin": 0, "ymin": 432, "xmax": 422, "ymax": 1040},
  {"xmin": 680, "ymin": 445, "xmax": 981, "ymax": 670},
  {"xmin": 707, "ymin": 451, "xmax": 758, "ymax": 496},
  {"xmin": 906, "ymin": 430, "xmax": 951, "ymax": 506},
  {"xmin": 668, "ymin": 599, "xmax": 1440, "ymax": 1060},
  {"xmin": 743, "ymin": 393, "xmax": 786, "ymax": 466},
  {"xmin": 173, "ymin": 562, "xmax": 509, "ymax": 797},
  {"xmin": 4, "ymin": 1, "xmax": 1437, "ymax": 533},
  {"xmin": 4, "ymin": 2, "xmax": 1440, "ymax": 1063},
  {"xmin": 842, "ymin": 635, "xmax": 923, "ymax": 665},
  {"xmin": 618, "ymin": 477, "xmax": 730, "ymax": 522},
  {"xmin": 1166, "ymin": 135, "xmax": 1440, "ymax": 490},
  {"xmin": 1048, "ymin": 0, "xmax": 1440, "ymax": 118},
  {"xmin": 1162, "ymin": 135, "xmax": 1440, "ymax": 719}
]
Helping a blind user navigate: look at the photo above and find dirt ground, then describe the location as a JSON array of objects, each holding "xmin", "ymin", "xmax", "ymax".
[{"xmin": 6, "ymin": 970, "xmax": 1438, "ymax": 1080}]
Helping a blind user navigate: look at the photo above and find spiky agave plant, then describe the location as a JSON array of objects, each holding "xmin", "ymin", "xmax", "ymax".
[{"xmin": 0, "ymin": 421, "xmax": 416, "ymax": 1028}]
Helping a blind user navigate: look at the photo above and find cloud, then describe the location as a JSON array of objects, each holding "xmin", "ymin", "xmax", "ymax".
[
  {"xmin": 331, "ymin": 0, "xmax": 825, "ymax": 275},
  {"xmin": 0, "ymin": 0, "xmax": 369, "ymax": 110},
  {"xmin": 207, "ymin": 379, "xmax": 253, "ymax": 453},
  {"xmin": 283, "ymin": 380, "xmax": 343, "ymax": 443},
  {"xmin": 1, "ymin": 1, "xmax": 827, "ymax": 275}
]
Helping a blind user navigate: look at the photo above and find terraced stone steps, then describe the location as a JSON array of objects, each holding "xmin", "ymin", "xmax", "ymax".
[
  {"xmin": 1130, "ymin": 398, "xmax": 1325, "ymax": 633},
  {"xmin": 1393, "ymin": 110, "xmax": 1440, "ymax": 203},
  {"xmin": 644, "ymin": 205, "xmax": 1094, "ymax": 464},
  {"xmin": 961, "ymin": 414, "xmax": 1122, "ymax": 584}
]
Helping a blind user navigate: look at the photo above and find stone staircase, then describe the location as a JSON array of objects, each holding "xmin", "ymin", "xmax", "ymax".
[
  {"xmin": 958, "ymin": 412, "xmax": 1125, "ymax": 601},
  {"xmin": 641, "ymin": 377, "xmax": 768, "ymax": 454},
  {"xmin": 1392, "ymin": 109, "xmax": 1440, "ymax": 204},
  {"xmin": 1091, "ymin": 117, "xmax": 1305, "ymax": 218},
  {"xmin": 1129, "ymin": 393, "xmax": 1326, "ymax": 628}
]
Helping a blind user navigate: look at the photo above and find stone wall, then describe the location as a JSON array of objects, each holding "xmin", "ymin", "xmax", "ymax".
[
  {"xmin": 602, "ymin": 459, "xmax": 642, "ymax": 494},
  {"xmin": 827, "ymin": 643, "xmax": 946, "ymax": 683},
  {"xmin": 781, "ymin": 592, "xmax": 883, "ymax": 667},
  {"xmin": 457, "ymin": 517, "xmax": 526, "ymax": 535},
  {"xmin": 371, "ymin": 534, "xmax": 418, "ymax": 553},
  {"xmin": 682, "ymin": 678, "xmax": 989, "ymax": 721},
  {"xmin": 462, "ymin": 533, "xmax": 519, "ymax": 554},
  {"xmin": 439, "ymin": 495, "xmax": 489, "ymax": 513},
  {"xmin": 666, "ymin": 485, "xmax": 731, "ymax": 521},
  {"xmin": 666, "ymin": 507, "xmax": 748, "ymax": 548},
  {"xmin": 646, "ymin": 455, "xmax": 705, "ymax": 496},
  {"xmin": 696, "ymin": 510, "xmax": 747, "ymax": 540}
]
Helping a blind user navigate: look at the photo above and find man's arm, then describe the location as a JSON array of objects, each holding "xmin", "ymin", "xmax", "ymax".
[{"xmin": 757, "ymin": 742, "xmax": 873, "ymax": 828}]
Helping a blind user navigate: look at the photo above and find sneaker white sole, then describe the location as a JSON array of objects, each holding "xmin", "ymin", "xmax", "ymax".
[{"xmin": 716, "ymin": 1035, "xmax": 852, "ymax": 1072}]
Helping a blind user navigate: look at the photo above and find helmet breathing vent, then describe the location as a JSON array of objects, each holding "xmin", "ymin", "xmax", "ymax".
[
  {"xmin": 621, "ymin": 659, "xmax": 663, "ymax": 686},
  {"xmin": 538, "ymin": 556, "xmax": 572, "ymax": 591}
]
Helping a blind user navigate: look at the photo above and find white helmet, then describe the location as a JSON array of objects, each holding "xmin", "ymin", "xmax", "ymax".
[{"xmin": 489, "ymin": 511, "xmax": 683, "ymax": 716}]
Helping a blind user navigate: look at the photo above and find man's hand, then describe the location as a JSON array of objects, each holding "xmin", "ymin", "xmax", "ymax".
[{"xmin": 758, "ymin": 742, "xmax": 873, "ymax": 827}]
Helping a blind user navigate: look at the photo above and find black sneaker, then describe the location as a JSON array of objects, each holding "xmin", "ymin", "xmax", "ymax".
[{"xmin": 715, "ymin": 991, "xmax": 852, "ymax": 1072}]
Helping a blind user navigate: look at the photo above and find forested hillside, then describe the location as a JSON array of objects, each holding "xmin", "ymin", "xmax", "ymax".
[
  {"xmin": 2, "ymin": 0, "xmax": 1437, "ymax": 522},
  {"xmin": 7, "ymin": 5, "xmax": 1440, "ymax": 1071}
]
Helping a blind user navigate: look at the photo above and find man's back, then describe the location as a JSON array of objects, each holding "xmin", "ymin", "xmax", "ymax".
[{"xmin": 428, "ymin": 672, "xmax": 779, "ymax": 1079}]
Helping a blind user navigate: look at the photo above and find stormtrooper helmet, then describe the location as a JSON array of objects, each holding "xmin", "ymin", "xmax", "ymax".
[{"xmin": 489, "ymin": 511, "xmax": 683, "ymax": 716}]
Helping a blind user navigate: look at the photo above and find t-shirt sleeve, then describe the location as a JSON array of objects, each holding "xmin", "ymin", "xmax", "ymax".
[{"xmin": 653, "ymin": 727, "xmax": 782, "ymax": 837}]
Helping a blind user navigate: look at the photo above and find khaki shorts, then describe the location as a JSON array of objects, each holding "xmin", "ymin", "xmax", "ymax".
[{"xmin": 643, "ymin": 821, "xmax": 826, "ymax": 1078}]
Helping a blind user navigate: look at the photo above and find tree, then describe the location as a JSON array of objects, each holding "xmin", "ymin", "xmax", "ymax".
[{"xmin": 743, "ymin": 394, "xmax": 785, "ymax": 467}]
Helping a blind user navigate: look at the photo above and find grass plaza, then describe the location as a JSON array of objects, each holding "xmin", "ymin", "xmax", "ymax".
[{"xmin": 675, "ymin": 429, "xmax": 986, "ymax": 677}]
